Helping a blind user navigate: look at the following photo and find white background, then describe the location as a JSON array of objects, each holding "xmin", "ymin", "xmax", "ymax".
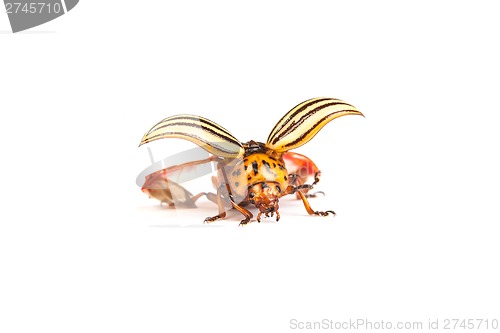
[{"xmin": 1, "ymin": 1, "xmax": 499, "ymax": 332}]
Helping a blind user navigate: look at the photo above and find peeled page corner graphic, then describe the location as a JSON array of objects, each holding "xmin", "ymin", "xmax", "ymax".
[{"xmin": 4, "ymin": 0, "xmax": 79, "ymax": 33}]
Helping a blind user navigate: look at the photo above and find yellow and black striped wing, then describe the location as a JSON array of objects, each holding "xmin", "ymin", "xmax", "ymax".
[
  {"xmin": 140, "ymin": 114, "xmax": 244, "ymax": 158},
  {"xmin": 266, "ymin": 97, "xmax": 364, "ymax": 152}
]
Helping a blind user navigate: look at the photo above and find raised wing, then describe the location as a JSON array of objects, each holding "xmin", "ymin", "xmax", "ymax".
[
  {"xmin": 266, "ymin": 97, "xmax": 363, "ymax": 152},
  {"xmin": 140, "ymin": 114, "xmax": 244, "ymax": 158}
]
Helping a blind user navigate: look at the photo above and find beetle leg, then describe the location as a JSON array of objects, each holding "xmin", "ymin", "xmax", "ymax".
[
  {"xmin": 191, "ymin": 192, "xmax": 219, "ymax": 205},
  {"xmin": 296, "ymin": 190, "xmax": 336, "ymax": 217},
  {"xmin": 311, "ymin": 171, "xmax": 321, "ymax": 186},
  {"xmin": 204, "ymin": 187, "xmax": 228, "ymax": 223},
  {"xmin": 297, "ymin": 183, "xmax": 313, "ymax": 191},
  {"xmin": 289, "ymin": 170, "xmax": 324, "ymax": 199},
  {"xmin": 216, "ymin": 161, "xmax": 253, "ymax": 225},
  {"xmin": 205, "ymin": 194, "xmax": 252, "ymax": 225},
  {"xmin": 282, "ymin": 185, "xmax": 298, "ymax": 196},
  {"xmin": 303, "ymin": 191, "xmax": 325, "ymax": 198},
  {"xmin": 296, "ymin": 184, "xmax": 325, "ymax": 198},
  {"xmin": 230, "ymin": 197, "xmax": 253, "ymax": 226}
]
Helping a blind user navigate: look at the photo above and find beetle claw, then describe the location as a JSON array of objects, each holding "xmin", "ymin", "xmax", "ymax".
[
  {"xmin": 238, "ymin": 218, "xmax": 251, "ymax": 226},
  {"xmin": 314, "ymin": 210, "xmax": 336, "ymax": 217},
  {"xmin": 204, "ymin": 213, "xmax": 225, "ymax": 223},
  {"xmin": 305, "ymin": 191, "xmax": 325, "ymax": 198},
  {"xmin": 204, "ymin": 217, "xmax": 215, "ymax": 223}
]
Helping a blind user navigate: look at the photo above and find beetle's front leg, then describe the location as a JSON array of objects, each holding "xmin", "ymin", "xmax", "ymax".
[
  {"xmin": 301, "ymin": 190, "xmax": 325, "ymax": 198},
  {"xmin": 296, "ymin": 190, "xmax": 336, "ymax": 217},
  {"xmin": 288, "ymin": 171, "xmax": 324, "ymax": 198},
  {"xmin": 296, "ymin": 182, "xmax": 325, "ymax": 198},
  {"xmin": 311, "ymin": 171, "xmax": 321, "ymax": 186},
  {"xmin": 284, "ymin": 185, "xmax": 335, "ymax": 218},
  {"xmin": 230, "ymin": 197, "xmax": 253, "ymax": 226}
]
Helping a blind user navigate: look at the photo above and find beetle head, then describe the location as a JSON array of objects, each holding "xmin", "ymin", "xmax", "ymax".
[{"xmin": 247, "ymin": 182, "xmax": 282, "ymax": 215}]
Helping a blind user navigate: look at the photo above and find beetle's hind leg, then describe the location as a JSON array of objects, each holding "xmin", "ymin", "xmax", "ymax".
[
  {"xmin": 203, "ymin": 188, "xmax": 253, "ymax": 225},
  {"xmin": 191, "ymin": 192, "xmax": 218, "ymax": 205},
  {"xmin": 204, "ymin": 187, "xmax": 229, "ymax": 223}
]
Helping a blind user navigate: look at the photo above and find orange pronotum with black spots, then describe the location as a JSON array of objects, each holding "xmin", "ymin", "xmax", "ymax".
[{"xmin": 140, "ymin": 97, "xmax": 364, "ymax": 225}]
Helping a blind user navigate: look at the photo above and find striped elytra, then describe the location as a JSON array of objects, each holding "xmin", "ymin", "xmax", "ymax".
[
  {"xmin": 140, "ymin": 114, "xmax": 244, "ymax": 158},
  {"xmin": 266, "ymin": 97, "xmax": 363, "ymax": 152}
]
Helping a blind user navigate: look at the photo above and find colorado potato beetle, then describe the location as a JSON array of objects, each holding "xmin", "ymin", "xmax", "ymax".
[{"xmin": 139, "ymin": 97, "xmax": 363, "ymax": 225}]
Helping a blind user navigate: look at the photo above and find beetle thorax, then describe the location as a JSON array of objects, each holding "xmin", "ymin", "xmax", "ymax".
[{"xmin": 225, "ymin": 152, "xmax": 289, "ymax": 200}]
